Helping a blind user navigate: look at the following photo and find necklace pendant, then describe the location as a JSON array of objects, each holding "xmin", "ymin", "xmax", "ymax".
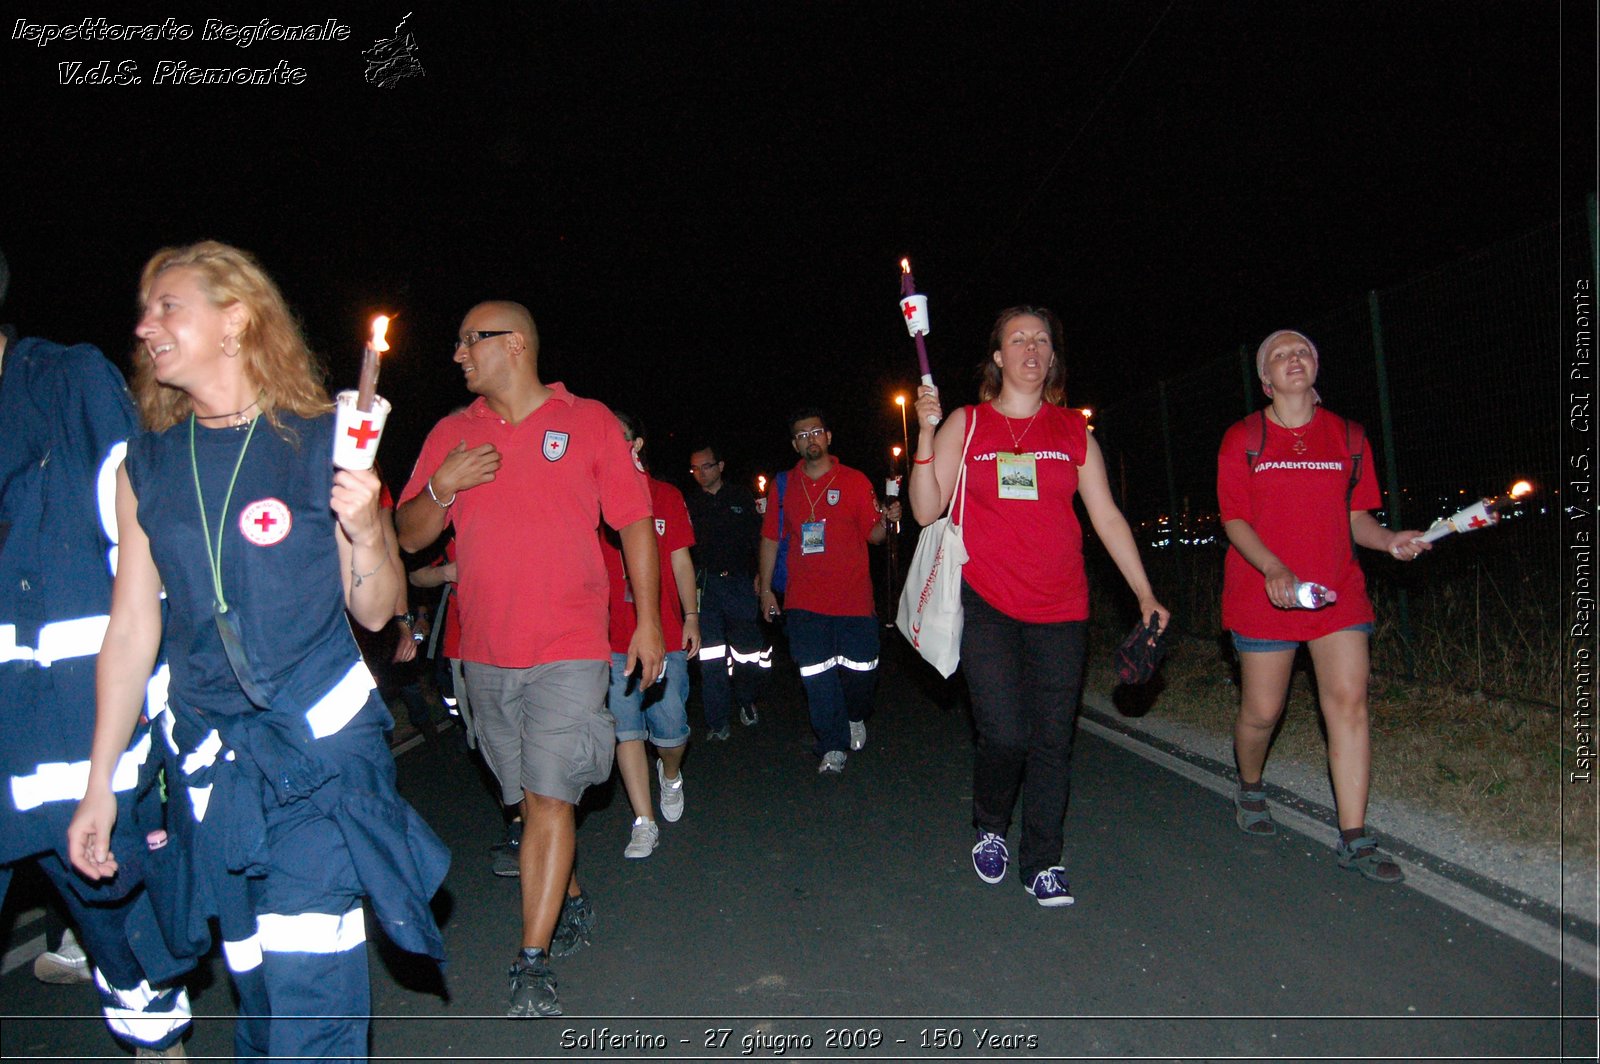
[{"xmin": 1292, "ymin": 437, "xmax": 1308, "ymax": 454}]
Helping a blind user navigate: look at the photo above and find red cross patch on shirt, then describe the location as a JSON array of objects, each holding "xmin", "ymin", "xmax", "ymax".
[
  {"xmin": 239, "ymin": 498, "xmax": 292, "ymax": 547},
  {"xmin": 543, "ymin": 430, "xmax": 569, "ymax": 462}
]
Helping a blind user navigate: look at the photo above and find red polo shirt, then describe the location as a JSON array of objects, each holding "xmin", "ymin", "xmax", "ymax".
[
  {"xmin": 761, "ymin": 457, "xmax": 880, "ymax": 618},
  {"xmin": 400, "ymin": 383, "xmax": 652, "ymax": 667}
]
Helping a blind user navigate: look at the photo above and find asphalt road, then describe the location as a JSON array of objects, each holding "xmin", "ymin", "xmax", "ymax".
[{"xmin": 2, "ymin": 639, "xmax": 1594, "ymax": 1062}]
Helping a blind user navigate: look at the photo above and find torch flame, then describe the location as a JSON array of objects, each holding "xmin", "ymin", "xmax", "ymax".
[
  {"xmin": 369, "ymin": 315, "xmax": 391, "ymax": 353},
  {"xmin": 900, "ymin": 258, "xmax": 910, "ymax": 274},
  {"xmin": 757, "ymin": 475, "xmax": 768, "ymax": 493},
  {"xmin": 1509, "ymin": 480, "xmax": 1533, "ymax": 499}
]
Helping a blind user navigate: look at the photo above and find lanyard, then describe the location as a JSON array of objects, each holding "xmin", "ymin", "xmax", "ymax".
[
  {"xmin": 798, "ymin": 468, "xmax": 839, "ymax": 522},
  {"xmin": 189, "ymin": 414, "xmax": 259, "ymax": 614}
]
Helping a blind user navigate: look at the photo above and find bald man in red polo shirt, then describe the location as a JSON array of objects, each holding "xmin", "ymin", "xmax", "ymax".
[{"xmin": 397, "ymin": 301, "xmax": 664, "ymax": 1019}]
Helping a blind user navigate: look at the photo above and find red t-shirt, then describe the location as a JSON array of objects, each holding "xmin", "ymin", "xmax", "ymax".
[
  {"xmin": 958, "ymin": 403, "xmax": 1090, "ymax": 623},
  {"xmin": 761, "ymin": 458, "xmax": 880, "ymax": 617},
  {"xmin": 1217, "ymin": 407, "xmax": 1380, "ymax": 640},
  {"xmin": 399, "ymin": 383, "xmax": 652, "ymax": 668},
  {"xmin": 603, "ymin": 477, "xmax": 695, "ymax": 653}
]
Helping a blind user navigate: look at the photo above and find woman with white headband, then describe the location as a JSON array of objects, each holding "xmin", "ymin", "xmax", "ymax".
[{"xmin": 1215, "ymin": 329, "xmax": 1428, "ymax": 882}]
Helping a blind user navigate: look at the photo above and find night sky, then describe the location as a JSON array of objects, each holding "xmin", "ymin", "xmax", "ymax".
[{"xmin": 4, "ymin": 1, "xmax": 1591, "ymax": 488}]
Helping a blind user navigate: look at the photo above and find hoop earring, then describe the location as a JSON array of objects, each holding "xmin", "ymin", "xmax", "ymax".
[{"xmin": 221, "ymin": 335, "xmax": 240, "ymax": 358}]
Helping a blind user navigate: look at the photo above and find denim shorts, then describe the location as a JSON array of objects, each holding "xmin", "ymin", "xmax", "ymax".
[
  {"xmin": 608, "ymin": 650, "xmax": 690, "ymax": 747},
  {"xmin": 1231, "ymin": 622, "xmax": 1374, "ymax": 654}
]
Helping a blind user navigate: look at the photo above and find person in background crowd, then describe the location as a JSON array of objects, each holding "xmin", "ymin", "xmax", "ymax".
[
  {"xmin": 602, "ymin": 412, "xmax": 697, "ymax": 859},
  {"xmin": 685, "ymin": 441, "xmax": 767, "ymax": 740},
  {"xmin": 759, "ymin": 408, "xmax": 899, "ymax": 775}
]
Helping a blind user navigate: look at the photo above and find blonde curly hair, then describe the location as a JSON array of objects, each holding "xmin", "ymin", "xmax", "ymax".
[{"xmin": 132, "ymin": 241, "xmax": 332, "ymax": 431}]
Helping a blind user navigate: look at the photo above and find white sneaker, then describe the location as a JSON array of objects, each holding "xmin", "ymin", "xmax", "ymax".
[
  {"xmin": 657, "ymin": 760, "xmax": 684, "ymax": 823},
  {"xmin": 849, "ymin": 720, "xmax": 867, "ymax": 751},
  {"xmin": 33, "ymin": 929, "xmax": 91, "ymax": 985},
  {"xmin": 623, "ymin": 816, "xmax": 659, "ymax": 859},
  {"xmin": 818, "ymin": 750, "xmax": 847, "ymax": 774}
]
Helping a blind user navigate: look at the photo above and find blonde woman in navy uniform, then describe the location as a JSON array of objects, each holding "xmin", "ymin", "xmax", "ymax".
[{"xmin": 69, "ymin": 242, "xmax": 448, "ymax": 1061}]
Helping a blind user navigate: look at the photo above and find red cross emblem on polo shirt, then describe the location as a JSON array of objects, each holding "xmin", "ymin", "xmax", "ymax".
[
  {"xmin": 346, "ymin": 419, "xmax": 380, "ymax": 449},
  {"xmin": 1467, "ymin": 514, "xmax": 1491, "ymax": 529},
  {"xmin": 253, "ymin": 511, "xmax": 277, "ymax": 534}
]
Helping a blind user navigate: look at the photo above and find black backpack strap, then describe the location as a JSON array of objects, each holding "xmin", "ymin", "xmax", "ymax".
[{"xmin": 1343, "ymin": 414, "xmax": 1366, "ymax": 500}]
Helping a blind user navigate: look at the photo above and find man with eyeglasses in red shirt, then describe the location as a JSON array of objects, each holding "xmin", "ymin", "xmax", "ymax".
[{"xmin": 758, "ymin": 408, "xmax": 899, "ymax": 774}]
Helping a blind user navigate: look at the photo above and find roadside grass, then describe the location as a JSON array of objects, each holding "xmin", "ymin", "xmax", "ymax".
[{"xmin": 1087, "ymin": 534, "xmax": 1592, "ymax": 863}]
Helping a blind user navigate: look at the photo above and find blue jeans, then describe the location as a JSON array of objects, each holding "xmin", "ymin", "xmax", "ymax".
[
  {"xmin": 608, "ymin": 650, "xmax": 690, "ymax": 747},
  {"xmin": 786, "ymin": 610, "xmax": 879, "ymax": 756}
]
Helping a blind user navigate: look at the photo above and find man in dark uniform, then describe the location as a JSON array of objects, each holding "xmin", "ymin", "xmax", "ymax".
[{"xmin": 685, "ymin": 443, "xmax": 766, "ymax": 740}]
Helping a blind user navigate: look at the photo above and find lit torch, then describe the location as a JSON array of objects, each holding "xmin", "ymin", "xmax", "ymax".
[
  {"xmin": 334, "ymin": 314, "xmax": 395, "ymax": 471},
  {"xmin": 1417, "ymin": 480, "xmax": 1536, "ymax": 543},
  {"xmin": 357, "ymin": 315, "xmax": 391, "ymax": 413},
  {"xmin": 899, "ymin": 258, "xmax": 939, "ymax": 426},
  {"xmin": 755, "ymin": 474, "xmax": 769, "ymax": 515}
]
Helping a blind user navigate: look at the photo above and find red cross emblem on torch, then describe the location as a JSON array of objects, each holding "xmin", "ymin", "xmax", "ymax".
[
  {"xmin": 1466, "ymin": 514, "xmax": 1491, "ymax": 529},
  {"xmin": 347, "ymin": 419, "xmax": 380, "ymax": 449}
]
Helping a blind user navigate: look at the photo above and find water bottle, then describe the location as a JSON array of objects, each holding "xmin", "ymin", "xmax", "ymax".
[{"xmin": 1293, "ymin": 581, "xmax": 1338, "ymax": 609}]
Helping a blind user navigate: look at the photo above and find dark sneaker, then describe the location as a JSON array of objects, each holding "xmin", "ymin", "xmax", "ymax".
[
  {"xmin": 506, "ymin": 948, "xmax": 561, "ymax": 1018},
  {"xmin": 1336, "ymin": 835, "xmax": 1404, "ymax": 883},
  {"xmin": 971, "ymin": 832, "xmax": 1008, "ymax": 884},
  {"xmin": 549, "ymin": 892, "xmax": 596, "ymax": 959},
  {"xmin": 1025, "ymin": 866, "xmax": 1075, "ymax": 907},
  {"xmin": 491, "ymin": 819, "xmax": 522, "ymax": 878},
  {"xmin": 817, "ymin": 750, "xmax": 847, "ymax": 774},
  {"xmin": 738, "ymin": 703, "xmax": 759, "ymax": 726}
]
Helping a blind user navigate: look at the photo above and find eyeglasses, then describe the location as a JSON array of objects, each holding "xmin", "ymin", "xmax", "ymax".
[
  {"xmin": 792, "ymin": 428, "xmax": 827, "ymax": 442},
  {"xmin": 453, "ymin": 330, "xmax": 511, "ymax": 352},
  {"xmin": 690, "ymin": 461, "xmax": 721, "ymax": 473}
]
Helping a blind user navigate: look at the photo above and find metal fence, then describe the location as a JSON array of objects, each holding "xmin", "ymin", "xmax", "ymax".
[{"xmin": 1090, "ymin": 208, "xmax": 1593, "ymax": 701}]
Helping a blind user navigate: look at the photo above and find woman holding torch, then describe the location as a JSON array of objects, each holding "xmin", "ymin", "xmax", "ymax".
[
  {"xmin": 1217, "ymin": 329, "xmax": 1428, "ymax": 882},
  {"xmin": 909, "ymin": 306, "xmax": 1168, "ymax": 907},
  {"xmin": 68, "ymin": 242, "xmax": 448, "ymax": 1060}
]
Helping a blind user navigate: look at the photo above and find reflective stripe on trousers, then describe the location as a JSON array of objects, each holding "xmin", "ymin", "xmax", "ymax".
[{"xmin": 796, "ymin": 654, "xmax": 879, "ymax": 678}]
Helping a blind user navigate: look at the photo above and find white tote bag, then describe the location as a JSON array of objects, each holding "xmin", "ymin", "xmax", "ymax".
[{"xmin": 896, "ymin": 408, "xmax": 978, "ymax": 677}]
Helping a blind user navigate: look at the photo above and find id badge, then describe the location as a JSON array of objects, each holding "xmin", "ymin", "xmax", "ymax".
[
  {"xmin": 996, "ymin": 452, "xmax": 1039, "ymax": 501},
  {"xmin": 213, "ymin": 602, "xmax": 273, "ymax": 707},
  {"xmin": 800, "ymin": 520, "xmax": 826, "ymax": 555}
]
